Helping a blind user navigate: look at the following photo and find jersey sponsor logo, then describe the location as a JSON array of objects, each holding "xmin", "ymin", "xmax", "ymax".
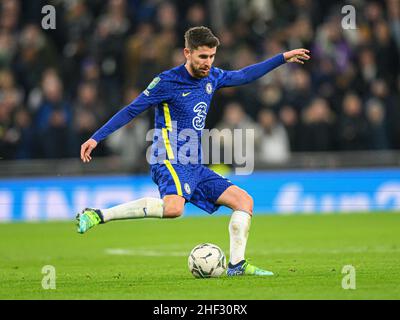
[
  {"xmin": 182, "ymin": 92, "xmax": 191, "ymax": 97},
  {"xmin": 184, "ymin": 183, "xmax": 191, "ymax": 195},
  {"xmin": 206, "ymin": 83, "xmax": 212, "ymax": 94},
  {"xmin": 147, "ymin": 77, "xmax": 160, "ymax": 90},
  {"xmin": 192, "ymin": 102, "xmax": 207, "ymax": 130}
]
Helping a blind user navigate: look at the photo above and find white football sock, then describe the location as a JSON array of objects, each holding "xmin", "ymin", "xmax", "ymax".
[
  {"xmin": 228, "ymin": 210, "xmax": 251, "ymax": 265},
  {"xmin": 101, "ymin": 197, "xmax": 163, "ymax": 222}
]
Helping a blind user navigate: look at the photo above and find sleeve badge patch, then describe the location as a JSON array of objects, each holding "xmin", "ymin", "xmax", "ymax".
[{"xmin": 147, "ymin": 77, "xmax": 161, "ymax": 90}]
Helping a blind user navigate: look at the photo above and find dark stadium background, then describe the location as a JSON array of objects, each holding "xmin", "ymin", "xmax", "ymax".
[{"xmin": 0, "ymin": 0, "xmax": 399, "ymax": 172}]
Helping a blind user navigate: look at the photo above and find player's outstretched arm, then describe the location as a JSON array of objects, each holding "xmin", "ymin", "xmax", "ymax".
[
  {"xmin": 80, "ymin": 75, "xmax": 170, "ymax": 163},
  {"xmin": 81, "ymin": 138, "xmax": 97, "ymax": 163},
  {"xmin": 80, "ymin": 99, "xmax": 150, "ymax": 163},
  {"xmin": 217, "ymin": 48, "xmax": 310, "ymax": 88},
  {"xmin": 79, "ymin": 105, "xmax": 137, "ymax": 164}
]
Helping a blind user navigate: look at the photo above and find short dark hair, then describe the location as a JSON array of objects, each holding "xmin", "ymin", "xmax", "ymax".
[{"xmin": 184, "ymin": 26, "xmax": 220, "ymax": 50}]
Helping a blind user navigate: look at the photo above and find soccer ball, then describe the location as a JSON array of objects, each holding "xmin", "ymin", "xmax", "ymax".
[{"xmin": 188, "ymin": 243, "xmax": 226, "ymax": 278}]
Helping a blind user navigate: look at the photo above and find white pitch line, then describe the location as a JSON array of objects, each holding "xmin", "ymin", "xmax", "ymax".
[
  {"xmin": 105, "ymin": 246, "xmax": 400, "ymax": 257},
  {"xmin": 105, "ymin": 248, "xmax": 187, "ymax": 257},
  {"xmin": 249, "ymin": 246, "xmax": 400, "ymax": 255}
]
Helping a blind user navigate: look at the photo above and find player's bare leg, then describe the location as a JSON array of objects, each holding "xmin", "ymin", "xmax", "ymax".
[
  {"xmin": 76, "ymin": 194, "xmax": 185, "ymax": 234},
  {"xmin": 216, "ymin": 185, "xmax": 273, "ymax": 276},
  {"xmin": 162, "ymin": 195, "xmax": 185, "ymax": 218}
]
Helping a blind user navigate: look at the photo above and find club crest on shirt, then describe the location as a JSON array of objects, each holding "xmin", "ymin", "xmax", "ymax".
[
  {"xmin": 206, "ymin": 82, "xmax": 212, "ymax": 94},
  {"xmin": 184, "ymin": 183, "xmax": 191, "ymax": 194}
]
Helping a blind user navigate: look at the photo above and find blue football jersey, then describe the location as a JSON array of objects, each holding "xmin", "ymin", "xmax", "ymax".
[
  {"xmin": 146, "ymin": 64, "xmax": 231, "ymax": 165},
  {"xmin": 91, "ymin": 54, "xmax": 286, "ymax": 165}
]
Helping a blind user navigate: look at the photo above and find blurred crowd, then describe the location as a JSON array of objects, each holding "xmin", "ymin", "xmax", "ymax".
[{"xmin": 0, "ymin": 0, "xmax": 399, "ymax": 170}]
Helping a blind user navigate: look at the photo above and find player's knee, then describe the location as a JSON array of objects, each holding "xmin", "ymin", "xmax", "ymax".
[
  {"xmin": 237, "ymin": 192, "xmax": 253, "ymax": 214},
  {"xmin": 163, "ymin": 203, "xmax": 184, "ymax": 218}
]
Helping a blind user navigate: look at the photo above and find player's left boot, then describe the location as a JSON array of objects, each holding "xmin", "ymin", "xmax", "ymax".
[
  {"xmin": 226, "ymin": 259, "xmax": 274, "ymax": 276},
  {"xmin": 76, "ymin": 208, "xmax": 103, "ymax": 234}
]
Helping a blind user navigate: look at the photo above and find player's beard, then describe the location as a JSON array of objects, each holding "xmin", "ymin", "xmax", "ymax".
[{"xmin": 190, "ymin": 62, "xmax": 210, "ymax": 78}]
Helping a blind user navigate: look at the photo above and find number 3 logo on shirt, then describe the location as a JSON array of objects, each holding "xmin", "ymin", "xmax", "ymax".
[{"xmin": 192, "ymin": 102, "xmax": 207, "ymax": 130}]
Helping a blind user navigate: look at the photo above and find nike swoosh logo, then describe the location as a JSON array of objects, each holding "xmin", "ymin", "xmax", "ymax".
[{"xmin": 182, "ymin": 92, "xmax": 191, "ymax": 97}]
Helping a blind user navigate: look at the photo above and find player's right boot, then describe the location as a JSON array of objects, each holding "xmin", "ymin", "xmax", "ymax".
[
  {"xmin": 226, "ymin": 259, "xmax": 274, "ymax": 276},
  {"xmin": 76, "ymin": 208, "xmax": 103, "ymax": 234}
]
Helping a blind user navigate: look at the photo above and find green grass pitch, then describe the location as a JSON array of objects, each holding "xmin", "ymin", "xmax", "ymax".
[{"xmin": 0, "ymin": 213, "xmax": 399, "ymax": 299}]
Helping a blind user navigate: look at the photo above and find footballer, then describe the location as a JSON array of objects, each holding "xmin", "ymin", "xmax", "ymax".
[{"xmin": 78, "ymin": 26, "xmax": 310, "ymax": 276}]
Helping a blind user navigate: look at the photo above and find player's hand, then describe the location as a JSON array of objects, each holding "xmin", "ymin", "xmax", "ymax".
[
  {"xmin": 80, "ymin": 138, "xmax": 97, "ymax": 163},
  {"xmin": 283, "ymin": 48, "xmax": 310, "ymax": 64}
]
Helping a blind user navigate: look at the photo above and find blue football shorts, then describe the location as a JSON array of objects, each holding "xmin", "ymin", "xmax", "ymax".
[{"xmin": 150, "ymin": 161, "xmax": 233, "ymax": 214}]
